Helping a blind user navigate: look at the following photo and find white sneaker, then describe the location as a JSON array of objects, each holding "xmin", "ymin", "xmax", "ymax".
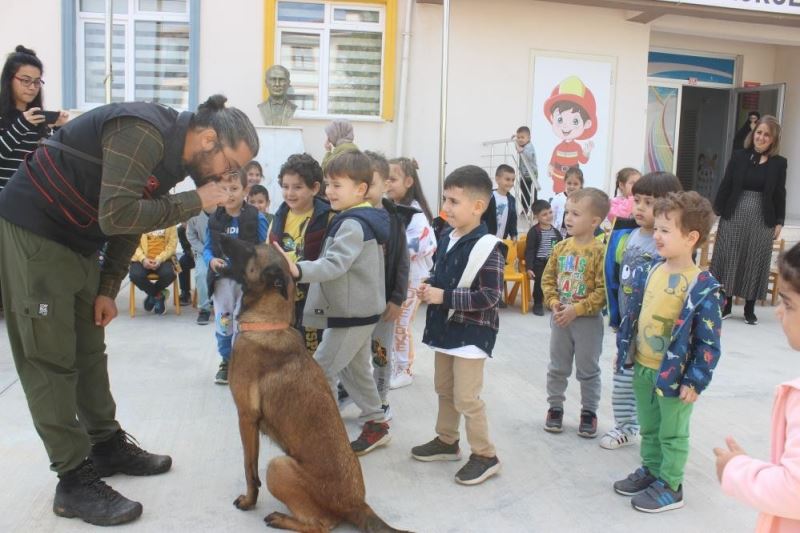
[
  {"xmin": 390, "ymin": 371, "xmax": 413, "ymax": 390},
  {"xmin": 599, "ymin": 427, "xmax": 639, "ymax": 450},
  {"xmin": 381, "ymin": 403, "xmax": 393, "ymax": 422}
]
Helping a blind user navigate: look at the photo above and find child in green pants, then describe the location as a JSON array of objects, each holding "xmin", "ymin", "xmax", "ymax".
[{"xmin": 611, "ymin": 191, "xmax": 723, "ymax": 513}]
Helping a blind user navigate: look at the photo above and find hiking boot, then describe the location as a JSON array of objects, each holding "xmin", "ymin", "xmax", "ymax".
[
  {"xmin": 532, "ymin": 303, "xmax": 544, "ymax": 316},
  {"xmin": 54, "ymin": 460, "xmax": 142, "ymax": 526},
  {"xmin": 613, "ymin": 466, "xmax": 657, "ymax": 496},
  {"xmin": 578, "ymin": 410, "xmax": 598, "ymax": 438},
  {"xmin": 350, "ymin": 421, "xmax": 390, "ymax": 456},
  {"xmin": 631, "ymin": 479, "xmax": 684, "ymax": 513},
  {"xmin": 196, "ymin": 309, "xmax": 211, "ymax": 325},
  {"xmin": 179, "ymin": 291, "xmax": 192, "ymax": 306},
  {"xmin": 411, "ymin": 437, "xmax": 461, "ymax": 462},
  {"xmin": 544, "ymin": 407, "xmax": 564, "ymax": 433},
  {"xmin": 214, "ymin": 361, "xmax": 229, "ymax": 385},
  {"xmin": 599, "ymin": 427, "xmax": 639, "ymax": 450},
  {"xmin": 455, "ymin": 454, "xmax": 501, "ymax": 485},
  {"xmin": 143, "ymin": 294, "xmax": 155, "ymax": 312},
  {"xmin": 90, "ymin": 430, "xmax": 172, "ymax": 477}
]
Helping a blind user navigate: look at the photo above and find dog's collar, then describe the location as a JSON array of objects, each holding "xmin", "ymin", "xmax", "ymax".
[{"xmin": 238, "ymin": 322, "xmax": 291, "ymax": 332}]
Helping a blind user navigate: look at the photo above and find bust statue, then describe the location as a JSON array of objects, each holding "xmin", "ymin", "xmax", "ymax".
[{"xmin": 258, "ymin": 64, "xmax": 297, "ymax": 126}]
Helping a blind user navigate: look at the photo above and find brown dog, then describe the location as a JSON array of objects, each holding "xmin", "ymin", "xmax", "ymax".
[{"xmin": 220, "ymin": 237, "xmax": 408, "ymax": 533}]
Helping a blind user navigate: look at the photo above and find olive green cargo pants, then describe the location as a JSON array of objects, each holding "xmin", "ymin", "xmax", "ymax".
[{"xmin": 0, "ymin": 218, "xmax": 120, "ymax": 474}]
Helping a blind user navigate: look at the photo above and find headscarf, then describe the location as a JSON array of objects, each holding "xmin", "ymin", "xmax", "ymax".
[{"xmin": 324, "ymin": 119, "xmax": 354, "ymax": 147}]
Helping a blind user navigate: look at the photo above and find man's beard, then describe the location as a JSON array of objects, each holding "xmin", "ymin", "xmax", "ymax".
[{"xmin": 186, "ymin": 146, "xmax": 220, "ymax": 187}]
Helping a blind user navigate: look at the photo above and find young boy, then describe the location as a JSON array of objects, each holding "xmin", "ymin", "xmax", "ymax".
[
  {"xmin": 515, "ymin": 126, "xmax": 539, "ymax": 213},
  {"xmin": 363, "ymin": 150, "xmax": 413, "ymax": 419},
  {"xmin": 412, "ymin": 165, "xmax": 505, "ymax": 486},
  {"xmin": 187, "ymin": 207, "xmax": 215, "ymax": 325},
  {"xmin": 525, "ymin": 199, "xmax": 562, "ymax": 316},
  {"xmin": 204, "ymin": 174, "xmax": 269, "ymax": 384},
  {"xmin": 601, "ymin": 171, "xmax": 683, "ymax": 450},
  {"xmin": 129, "ymin": 226, "xmax": 178, "ymax": 315},
  {"xmin": 278, "ymin": 149, "xmax": 391, "ymax": 456},
  {"xmin": 481, "ymin": 164, "xmax": 518, "ymax": 240},
  {"xmin": 542, "ymin": 188, "xmax": 610, "ymax": 438},
  {"xmin": 270, "ymin": 153, "xmax": 331, "ymax": 354},
  {"xmin": 247, "ymin": 184, "xmax": 274, "ymax": 227},
  {"xmin": 613, "ymin": 191, "xmax": 721, "ymax": 513}
]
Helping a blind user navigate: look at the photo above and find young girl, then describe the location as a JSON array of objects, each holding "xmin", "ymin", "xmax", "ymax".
[
  {"xmin": 550, "ymin": 166, "xmax": 584, "ymax": 236},
  {"xmin": 386, "ymin": 157, "xmax": 437, "ymax": 388},
  {"xmin": 715, "ymin": 242, "xmax": 800, "ymax": 532},
  {"xmin": 242, "ymin": 160, "xmax": 264, "ymax": 194},
  {"xmin": 608, "ymin": 167, "xmax": 641, "ymax": 222}
]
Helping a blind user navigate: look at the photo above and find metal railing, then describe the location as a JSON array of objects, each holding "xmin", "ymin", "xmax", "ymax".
[{"xmin": 481, "ymin": 137, "xmax": 540, "ymax": 228}]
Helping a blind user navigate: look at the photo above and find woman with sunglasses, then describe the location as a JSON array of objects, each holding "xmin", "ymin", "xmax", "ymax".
[{"xmin": 0, "ymin": 45, "xmax": 68, "ymax": 192}]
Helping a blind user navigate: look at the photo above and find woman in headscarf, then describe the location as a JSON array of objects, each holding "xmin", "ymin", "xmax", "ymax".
[
  {"xmin": 732, "ymin": 110, "xmax": 760, "ymax": 151},
  {"xmin": 321, "ymin": 119, "xmax": 357, "ymax": 171}
]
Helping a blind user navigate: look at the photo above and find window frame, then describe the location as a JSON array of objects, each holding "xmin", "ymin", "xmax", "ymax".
[{"xmin": 265, "ymin": 0, "xmax": 396, "ymax": 122}]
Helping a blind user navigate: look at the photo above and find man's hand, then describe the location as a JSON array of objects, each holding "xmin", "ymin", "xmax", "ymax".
[
  {"xmin": 271, "ymin": 242, "xmax": 300, "ymax": 278},
  {"xmin": 209, "ymin": 258, "xmax": 227, "ymax": 273},
  {"xmin": 713, "ymin": 436, "xmax": 746, "ymax": 482},
  {"xmin": 196, "ymin": 180, "xmax": 229, "ymax": 210},
  {"xmin": 94, "ymin": 295, "xmax": 118, "ymax": 327},
  {"xmin": 553, "ymin": 303, "xmax": 577, "ymax": 327},
  {"xmin": 418, "ymin": 283, "xmax": 444, "ymax": 305},
  {"xmin": 679, "ymin": 385, "xmax": 699, "ymax": 404},
  {"xmin": 382, "ymin": 302, "xmax": 402, "ymax": 322}
]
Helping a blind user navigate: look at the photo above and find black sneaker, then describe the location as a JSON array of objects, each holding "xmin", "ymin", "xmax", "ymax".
[
  {"xmin": 722, "ymin": 296, "xmax": 732, "ymax": 319},
  {"xmin": 454, "ymin": 454, "xmax": 501, "ymax": 485},
  {"xmin": 54, "ymin": 459, "xmax": 142, "ymax": 526},
  {"xmin": 544, "ymin": 407, "xmax": 564, "ymax": 433},
  {"xmin": 744, "ymin": 312, "xmax": 758, "ymax": 325},
  {"xmin": 196, "ymin": 309, "xmax": 211, "ymax": 325},
  {"xmin": 411, "ymin": 437, "xmax": 461, "ymax": 461},
  {"xmin": 577, "ymin": 410, "xmax": 598, "ymax": 438},
  {"xmin": 613, "ymin": 466, "xmax": 657, "ymax": 496},
  {"xmin": 350, "ymin": 421, "xmax": 390, "ymax": 456},
  {"xmin": 631, "ymin": 479, "xmax": 684, "ymax": 513},
  {"xmin": 215, "ymin": 361, "xmax": 229, "ymax": 385},
  {"xmin": 143, "ymin": 294, "xmax": 155, "ymax": 312},
  {"xmin": 90, "ymin": 430, "xmax": 172, "ymax": 477},
  {"xmin": 179, "ymin": 291, "xmax": 192, "ymax": 306},
  {"xmin": 532, "ymin": 303, "xmax": 544, "ymax": 316}
]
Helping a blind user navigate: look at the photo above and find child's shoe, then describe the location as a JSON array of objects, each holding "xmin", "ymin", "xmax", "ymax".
[
  {"xmin": 196, "ymin": 309, "xmax": 211, "ymax": 325},
  {"xmin": 179, "ymin": 291, "xmax": 192, "ymax": 306},
  {"xmin": 455, "ymin": 454, "xmax": 501, "ymax": 485},
  {"xmin": 143, "ymin": 294, "xmax": 156, "ymax": 312},
  {"xmin": 599, "ymin": 427, "xmax": 638, "ymax": 449},
  {"xmin": 153, "ymin": 290, "xmax": 168, "ymax": 315},
  {"xmin": 631, "ymin": 479, "xmax": 684, "ymax": 513},
  {"xmin": 350, "ymin": 421, "xmax": 390, "ymax": 456},
  {"xmin": 390, "ymin": 369, "xmax": 413, "ymax": 389},
  {"xmin": 214, "ymin": 361, "xmax": 229, "ymax": 385},
  {"xmin": 411, "ymin": 437, "xmax": 461, "ymax": 461},
  {"xmin": 577, "ymin": 410, "xmax": 598, "ymax": 438},
  {"xmin": 613, "ymin": 466, "xmax": 657, "ymax": 496},
  {"xmin": 544, "ymin": 407, "xmax": 564, "ymax": 433},
  {"xmin": 532, "ymin": 303, "xmax": 544, "ymax": 316},
  {"xmin": 381, "ymin": 403, "xmax": 393, "ymax": 422}
]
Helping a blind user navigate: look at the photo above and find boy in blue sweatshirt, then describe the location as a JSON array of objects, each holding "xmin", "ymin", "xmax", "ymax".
[{"xmin": 278, "ymin": 149, "xmax": 391, "ymax": 456}]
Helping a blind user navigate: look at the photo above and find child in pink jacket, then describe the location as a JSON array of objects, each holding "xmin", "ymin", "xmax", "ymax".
[{"xmin": 715, "ymin": 242, "xmax": 800, "ymax": 533}]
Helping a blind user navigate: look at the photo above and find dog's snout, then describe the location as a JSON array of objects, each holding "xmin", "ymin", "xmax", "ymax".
[{"xmin": 260, "ymin": 264, "xmax": 290, "ymax": 300}]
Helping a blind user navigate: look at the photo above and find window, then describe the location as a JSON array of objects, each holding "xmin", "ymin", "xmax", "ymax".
[
  {"xmin": 75, "ymin": 0, "xmax": 191, "ymax": 109},
  {"xmin": 272, "ymin": 1, "xmax": 390, "ymax": 119}
]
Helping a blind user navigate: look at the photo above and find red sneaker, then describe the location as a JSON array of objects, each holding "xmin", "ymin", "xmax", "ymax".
[{"xmin": 350, "ymin": 421, "xmax": 390, "ymax": 456}]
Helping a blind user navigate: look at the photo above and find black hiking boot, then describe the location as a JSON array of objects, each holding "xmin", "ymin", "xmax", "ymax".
[
  {"xmin": 53, "ymin": 459, "xmax": 142, "ymax": 526},
  {"xmin": 90, "ymin": 430, "xmax": 172, "ymax": 477}
]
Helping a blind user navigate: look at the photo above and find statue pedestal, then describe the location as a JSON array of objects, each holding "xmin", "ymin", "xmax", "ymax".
[{"xmin": 254, "ymin": 126, "xmax": 305, "ymax": 214}]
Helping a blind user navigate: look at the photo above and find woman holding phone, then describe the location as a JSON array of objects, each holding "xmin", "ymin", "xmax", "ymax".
[{"xmin": 0, "ymin": 45, "xmax": 68, "ymax": 192}]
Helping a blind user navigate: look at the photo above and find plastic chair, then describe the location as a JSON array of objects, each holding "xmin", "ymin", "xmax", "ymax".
[
  {"xmin": 129, "ymin": 271, "xmax": 181, "ymax": 317},
  {"xmin": 502, "ymin": 238, "xmax": 530, "ymax": 314}
]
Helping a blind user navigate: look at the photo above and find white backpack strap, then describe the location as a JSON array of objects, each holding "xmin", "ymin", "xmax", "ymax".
[{"xmin": 448, "ymin": 235, "xmax": 501, "ymax": 318}]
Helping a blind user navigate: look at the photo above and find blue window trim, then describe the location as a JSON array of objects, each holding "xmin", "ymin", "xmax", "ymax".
[{"xmin": 61, "ymin": 0, "xmax": 199, "ymax": 110}]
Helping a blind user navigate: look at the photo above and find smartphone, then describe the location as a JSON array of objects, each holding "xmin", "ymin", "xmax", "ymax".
[{"xmin": 35, "ymin": 110, "xmax": 61, "ymax": 124}]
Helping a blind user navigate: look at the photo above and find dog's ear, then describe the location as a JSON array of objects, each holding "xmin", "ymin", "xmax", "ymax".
[{"xmin": 220, "ymin": 235, "xmax": 255, "ymax": 269}]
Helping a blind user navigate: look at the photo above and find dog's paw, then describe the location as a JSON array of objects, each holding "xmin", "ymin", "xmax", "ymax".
[
  {"xmin": 264, "ymin": 511, "xmax": 286, "ymax": 528},
  {"xmin": 233, "ymin": 495, "xmax": 255, "ymax": 510}
]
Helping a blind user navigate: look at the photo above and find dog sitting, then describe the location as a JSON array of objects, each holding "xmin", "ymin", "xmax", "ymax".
[{"xmin": 219, "ymin": 236, "xmax": 408, "ymax": 533}]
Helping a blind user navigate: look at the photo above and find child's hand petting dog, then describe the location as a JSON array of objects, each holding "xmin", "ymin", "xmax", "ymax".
[
  {"xmin": 271, "ymin": 242, "xmax": 300, "ymax": 279},
  {"xmin": 210, "ymin": 258, "xmax": 227, "ymax": 273},
  {"xmin": 417, "ymin": 283, "xmax": 444, "ymax": 305}
]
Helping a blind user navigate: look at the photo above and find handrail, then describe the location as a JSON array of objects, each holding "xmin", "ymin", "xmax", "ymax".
[
  {"xmin": 481, "ymin": 136, "xmax": 538, "ymax": 228},
  {"xmin": 482, "ymin": 136, "xmax": 516, "ymax": 146}
]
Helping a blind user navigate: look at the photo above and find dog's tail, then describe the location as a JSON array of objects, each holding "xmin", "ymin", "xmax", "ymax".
[{"xmin": 349, "ymin": 503, "xmax": 413, "ymax": 533}]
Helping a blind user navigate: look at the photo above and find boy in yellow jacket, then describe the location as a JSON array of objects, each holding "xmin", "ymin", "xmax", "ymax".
[{"xmin": 129, "ymin": 226, "xmax": 178, "ymax": 315}]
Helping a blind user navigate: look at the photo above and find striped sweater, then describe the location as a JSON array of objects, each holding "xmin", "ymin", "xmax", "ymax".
[{"xmin": 0, "ymin": 111, "xmax": 47, "ymax": 191}]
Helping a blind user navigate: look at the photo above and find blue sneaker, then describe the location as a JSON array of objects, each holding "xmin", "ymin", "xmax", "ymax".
[
  {"xmin": 153, "ymin": 291, "xmax": 167, "ymax": 315},
  {"xmin": 631, "ymin": 479, "xmax": 684, "ymax": 513},
  {"xmin": 143, "ymin": 294, "xmax": 156, "ymax": 312}
]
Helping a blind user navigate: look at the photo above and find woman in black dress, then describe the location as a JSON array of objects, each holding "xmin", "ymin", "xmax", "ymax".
[
  {"xmin": 731, "ymin": 110, "xmax": 760, "ymax": 151},
  {"xmin": 711, "ymin": 115, "xmax": 787, "ymax": 325}
]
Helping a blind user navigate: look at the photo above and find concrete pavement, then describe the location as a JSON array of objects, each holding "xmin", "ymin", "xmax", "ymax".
[{"xmin": 1, "ymin": 284, "xmax": 797, "ymax": 532}]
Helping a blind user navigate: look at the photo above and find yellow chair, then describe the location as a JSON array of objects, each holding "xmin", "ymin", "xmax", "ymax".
[
  {"xmin": 129, "ymin": 271, "xmax": 181, "ymax": 317},
  {"xmin": 502, "ymin": 238, "xmax": 530, "ymax": 314}
]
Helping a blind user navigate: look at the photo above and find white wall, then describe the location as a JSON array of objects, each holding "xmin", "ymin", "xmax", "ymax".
[
  {"xmin": 775, "ymin": 46, "xmax": 800, "ymax": 224},
  {"xmin": 0, "ymin": 0, "xmax": 63, "ymax": 110}
]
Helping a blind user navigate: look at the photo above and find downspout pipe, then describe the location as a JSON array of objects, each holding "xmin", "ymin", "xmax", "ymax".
[
  {"xmin": 104, "ymin": 0, "xmax": 113, "ymax": 104},
  {"xmin": 437, "ymin": 0, "xmax": 450, "ymax": 210},
  {"xmin": 394, "ymin": 0, "xmax": 415, "ymax": 156}
]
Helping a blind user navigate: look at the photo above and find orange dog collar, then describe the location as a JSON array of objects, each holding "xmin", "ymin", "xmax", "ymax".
[{"xmin": 238, "ymin": 322, "xmax": 291, "ymax": 332}]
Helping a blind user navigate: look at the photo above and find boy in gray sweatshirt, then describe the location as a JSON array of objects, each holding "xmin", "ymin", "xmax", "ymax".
[{"xmin": 278, "ymin": 149, "xmax": 391, "ymax": 456}]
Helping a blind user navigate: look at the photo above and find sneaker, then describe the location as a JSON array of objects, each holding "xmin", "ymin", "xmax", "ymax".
[
  {"xmin": 350, "ymin": 421, "xmax": 390, "ymax": 456},
  {"xmin": 337, "ymin": 386, "xmax": 354, "ymax": 410},
  {"xmin": 577, "ymin": 410, "xmax": 598, "ymax": 438},
  {"xmin": 90, "ymin": 430, "xmax": 172, "ymax": 477},
  {"xmin": 179, "ymin": 291, "xmax": 192, "ymax": 306},
  {"xmin": 153, "ymin": 291, "xmax": 167, "ymax": 315},
  {"xmin": 390, "ymin": 370, "xmax": 413, "ymax": 390},
  {"xmin": 744, "ymin": 312, "xmax": 758, "ymax": 325},
  {"xmin": 196, "ymin": 309, "xmax": 211, "ymax": 325},
  {"xmin": 631, "ymin": 479, "xmax": 684, "ymax": 513},
  {"xmin": 722, "ymin": 297, "xmax": 733, "ymax": 320},
  {"xmin": 454, "ymin": 454, "xmax": 501, "ymax": 485},
  {"xmin": 544, "ymin": 407, "xmax": 564, "ymax": 433},
  {"xmin": 381, "ymin": 403, "xmax": 393, "ymax": 422},
  {"xmin": 613, "ymin": 466, "xmax": 657, "ymax": 496},
  {"xmin": 143, "ymin": 294, "xmax": 155, "ymax": 312},
  {"xmin": 411, "ymin": 437, "xmax": 461, "ymax": 462},
  {"xmin": 53, "ymin": 460, "xmax": 142, "ymax": 526},
  {"xmin": 214, "ymin": 361, "xmax": 229, "ymax": 385},
  {"xmin": 599, "ymin": 427, "xmax": 639, "ymax": 450},
  {"xmin": 532, "ymin": 303, "xmax": 544, "ymax": 316}
]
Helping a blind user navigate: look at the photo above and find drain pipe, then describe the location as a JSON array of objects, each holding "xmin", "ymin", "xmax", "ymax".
[
  {"xmin": 394, "ymin": 0, "xmax": 414, "ymax": 156},
  {"xmin": 437, "ymin": 0, "xmax": 450, "ymax": 210}
]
